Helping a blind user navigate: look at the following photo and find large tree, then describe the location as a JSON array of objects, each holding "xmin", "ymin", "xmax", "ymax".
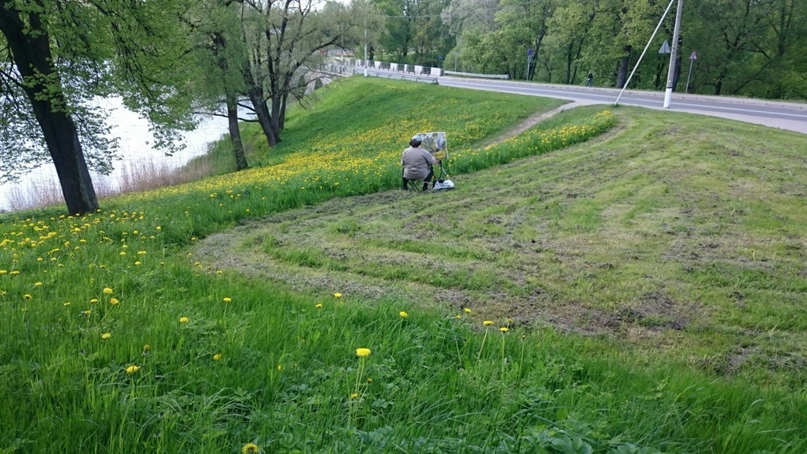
[
  {"xmin": 190, "ymin": 0, "xmax": 251, "ymax": 171},
  {"xmin": 232, "ymin": 0, "xmax": 361, "ymax": 147},
  {"xmin": 0, "ymin": 0, "xmax": 194, "ymax": 214}
]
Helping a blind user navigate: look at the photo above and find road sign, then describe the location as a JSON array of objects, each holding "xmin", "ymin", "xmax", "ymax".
[
  {"xmin": 689, "ymin": 50, "xmax": 698, "ymax": 61},
  {"xmin": 527, "ymin": 48, "xmax": 534, "ymax": 56},
  {"xmin": 659, "ymin": 40, "xmax": 671, "ymax": 54}
]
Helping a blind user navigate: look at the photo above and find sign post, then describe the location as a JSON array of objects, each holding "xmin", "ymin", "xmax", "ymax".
[
  {"xmin": 685, "ymin": 50, "xmax": 697, "ymax": 93},
  {"xmin": 527, "ymin": 48, "xmax": 534, "ymax": 80}
]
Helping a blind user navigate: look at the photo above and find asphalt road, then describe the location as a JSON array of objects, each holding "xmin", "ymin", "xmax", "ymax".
[
  {"xmin": 355, "ymin": 68, "xmax": 807, "ymax": 134},
  {"xmin": 438, "ymin": 77, "xmax": 807, "ymax": 135}
]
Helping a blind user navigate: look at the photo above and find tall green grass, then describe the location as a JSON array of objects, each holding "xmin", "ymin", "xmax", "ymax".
[{"xmin": 0, "ymin": 77, "xmax": 804, "ymax": 453}]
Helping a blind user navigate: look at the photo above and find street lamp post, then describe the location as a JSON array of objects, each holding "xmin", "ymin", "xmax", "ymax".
[
  {"xmin": 363, "ymin": 14, "xmax": 368, "ymax": 77},
  {"xmin": 663, "ymin": 0, "xmax": 683, "ymax": 108}
]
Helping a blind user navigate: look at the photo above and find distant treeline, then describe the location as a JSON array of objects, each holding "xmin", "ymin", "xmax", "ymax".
[{"xmin": 371, "ymin": 0, "xmax": 806, "ymax": 99}]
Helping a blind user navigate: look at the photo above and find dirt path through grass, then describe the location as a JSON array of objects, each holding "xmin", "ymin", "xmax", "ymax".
[{"xmin": 476, "ymin": 101, "xmax": 587, "ymax": 148}]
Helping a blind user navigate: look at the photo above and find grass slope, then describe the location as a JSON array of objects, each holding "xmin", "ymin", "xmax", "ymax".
[
  {"xmin": 0, "ymin": 77, "xmax": 804, "ymax": 453},
  {"xmin": 198, "ymin": 105, "xmax": 807, "ymax": 392}
]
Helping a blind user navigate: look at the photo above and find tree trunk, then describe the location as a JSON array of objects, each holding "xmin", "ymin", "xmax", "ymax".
[
  {"xmin": 226, "ymin": 96, "xmax": 248, "ymax": 171},
  {"xmin": 616, "ymin": 45, "xmax": 631, "ymax": 88},
  {"xmin": 241, "ymin": 60, "xmax": 280, "ymax": 147},
  {"xmin": 279, "ymin": 93, "xmax": 288, "ymax": 130},
  {"xmin": 565, "ymin": 42, "xmax": 574, "ymax": 84},
  {"xmin": 247, "ymin": 85, "xmax": 280, "ymax": 146},
  {"xmin": 0, "ymin": 2, "xmax": 98, "ymax": 215}
]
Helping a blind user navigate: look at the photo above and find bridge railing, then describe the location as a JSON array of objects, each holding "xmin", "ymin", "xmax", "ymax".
[{"xmin": 321, "ymin": 58, "xmax": 509, "ymax": 81}]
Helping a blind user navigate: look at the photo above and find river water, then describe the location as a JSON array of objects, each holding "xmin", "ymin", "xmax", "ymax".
[{"xmin": 0, "ymin": 97, "xmax": 231, "ymax": 212}]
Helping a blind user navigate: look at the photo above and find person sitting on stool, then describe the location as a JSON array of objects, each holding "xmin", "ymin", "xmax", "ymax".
[{"xmin": 401, "ymin": 135, "xmax": 438, "ymax": 191}]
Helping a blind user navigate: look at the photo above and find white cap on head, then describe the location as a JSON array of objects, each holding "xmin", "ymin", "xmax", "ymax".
[{"xmin": 411, "ymin": 134, "xmax": 420, "ymax": 141}]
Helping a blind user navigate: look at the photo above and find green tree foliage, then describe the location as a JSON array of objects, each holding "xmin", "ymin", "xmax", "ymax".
[
  {"xmin": 374, "ymin": 0, "xmax": 453, "ymax": 65},
  {"xmin": 0, "ymin": 0, "xmax": 195, "ymax": 214},
  {"xmin": 392, "ymin": 0, "xmax": 806, "ymax": 99}
]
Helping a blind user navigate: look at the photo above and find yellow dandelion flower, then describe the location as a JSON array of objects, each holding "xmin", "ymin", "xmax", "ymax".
[
  {"xmin": 90, "ymin": 298, "xmax": 98, "ymax": 304},
  {"xmin": 499, "ymin": 327, "xmax": 509, "ymax": 333},
  {"xmin": 277, "ymin": 364, "xmax": 282, "ymax": 371},
  {"xmin": 34, "ymin": 281, "xmax": 42, "ymax": 286},
  {"xmin": 242, "ymin": 443, "xmax": 260, "ymax": 454},
  {"xmin": 399, "ymin": 311, "xmax": 408, "ymax": 318},
  {"xmin": 125, "ymin": 365, "xmax": 139, "ymax": 374},
  {"xmin": 213, "ymin": 353, "xmax": 222, "ymax": 361},
  {"xmin": 367, "ymin": 377, "xmax": 373, "ymax": 383},
  {"xmin": 483, "ymin": 320, "xmax": 494, "ymax": 326},
  {"xmin": 101, "ymin": 332, "xmax": 111, "ymax": 340},
  {"xmin": 63, "ymin": 302, "xmax": 71, "ymax": 306},
  {"xmin": 23, "ymin": 294, "xmax": 32, "ymax": 300},
  {"xmin": 350, "ymin": 392, "xmax": 359, "ymax": 399},
  {"xmin": 315, "ymin": 303, "xmax": 323, "ymax": 309},
  {"xmin": 103, "ymin": 288, "xmax": 113, "ymax": 295},
  {"xmin": 463, "ymin": 307, "xmax": 472, "ymax": 314},
  {"xmin": 134, "ymin": 261, "xmax": 141, "ymax": 266},
  {"xmin": 143, "ymin": 344, "xmax": 150, "ymax": 353},
  {"xmin": 179, "ymin": 316, "xmax": 189, "ymax": 323},
  {"xmin": 0, "ymin": 270, "xmax": 6, "ymax": 275},
  {"xmin": 333, "ymin": 292, "xmax": 342, "ymax": 298},
  {"xmin": 355, "ymin": 348, "xmax": 371, "ymax": 358},
  {"xmin": 223, "ymin": 297, "xmax": 231, "ymax": 303},
  {"xmin": 109, "ymin": 298, "xmax": 119, "ymax": 305}
]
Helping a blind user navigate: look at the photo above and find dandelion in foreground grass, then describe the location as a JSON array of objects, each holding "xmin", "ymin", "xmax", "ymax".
[
  {"xmin": 463, "ymin": 307, "xmax": 472, "ymax": 314},
  {"xmin": 242, "ymin": 443, "xmax": 260, "ymax": 454},
  {"xmin": 483, "ymin": 320, "xmax": 493, "ymax": 326},
  {"xmin": 90, "ymin": 298, "xmax": 98, "ymax": 304},
  {"xmin": 125, "ymin": 365, "xmax": 139, "ymax": 374},
  {"xmin": 103, "ymin": 288, "xmax": 113, "ymax": 295},
  {"xmin": 315, "ymin": 303, "xmax": 323, "ymax": 309},
  {"xmin": 213, "ymin": 353, "xmax": 222, "ymax": 361},
  {"xmin": 109, "ymin": 298, "xmax": 119, "ymax": 305},
  {"xmin": 223, "ymin": 297, "xmax": 232, "ymax": 303},
  {"xmin": 179, "ymin": 316, "xmax": 189, "ymax": 323},
  {"xmin": 499, "ymin": 327, "xmax": 509, "ymax": 333},
  {"xmin": 101, "ymin": 332, "xmax": 111, "ymax": 340},
  {"xmin": 351, "ymin": 347, "xmax": 372, "ymax": 422},
  {"xmin": 399, "ymin": 311, "xmax": 408, "ymax": 318},
  {"xmin": 333, "ymin": 292, "xmax": 342, "ymax": 298},
  {"xmin": 23, "ymin": 294, "xmax": 32, "ymax": 300}
]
